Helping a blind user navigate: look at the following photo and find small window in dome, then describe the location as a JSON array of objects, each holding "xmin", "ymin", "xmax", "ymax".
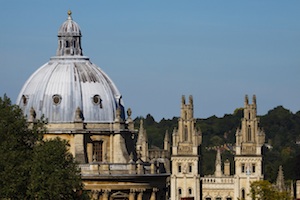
[
  {"xmin": 22, "ymin": 95, "xmax": 28, "ymax": 106},
  {"xmin": 92, "ymin": 95, "xmax": 102, "ymax": 108},
  {"xmin": 52, "ymin": 94, "xmax": 62, "ymax": 105}
]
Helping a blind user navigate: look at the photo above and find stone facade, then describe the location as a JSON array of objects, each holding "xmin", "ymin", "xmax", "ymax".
[
  {"xmin": 171, "ymin": 95, "xmax": 202, "ymax": 200},
  {"xmin": 200, "ymin": 95, "xmax": 265, "ymax": 200}
]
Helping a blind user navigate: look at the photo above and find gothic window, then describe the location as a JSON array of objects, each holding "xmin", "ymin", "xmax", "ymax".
[
  {"xmin": 178, "ymin": 188, "xmax": 182, "ymax": 196},
  {"xmin": 189, "ymin": 164, "xmax": 192, "ymax": 173},
  {"xmin": 184, "ymin": 125, "xmax": 188, "ymax": 141},
  {"xmin": 252, "ymin": 164, "xmax": 256, "ymax": 173},
  {"xmin": 241, "ymin": 189, "xmax": 245, "ymax": 200},
  {"xmin": 188, "ymin": 188, "xmax": 192, "ymax": 195},
  {"xmin": 241, "ymin": 163, "xmax": 245, "ymax": 173},
  {"xmin": 205, "ymin": 198, "xmax": 211, "ymax": 200},
  {"xmin": 216, "ymin": 198, "xmax": 221, "ymax": 200},
  {"xmin": 178, "ymin": 164, "xmax": 182, "ymax": 173},
  {"xmin": 93, "ymin": 141, "xmax": 103, "ymax": 162},
  {"xmin": 248, "ymin": 112, "xmax": 251, "ymax": 119},
  {"xmin": 247, "ymin": 125, "xmax": 251, "ymax": 141},
  {"xmin": 226, "ymin": 198, "xmax": 232, "ymax": 200}
]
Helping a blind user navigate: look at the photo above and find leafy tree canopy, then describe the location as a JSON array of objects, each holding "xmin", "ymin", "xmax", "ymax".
[
  {"xmin": 0, "ymin": 95, "xmax": 86, "ymax": 199},
  {"xmin": 250, "ymin": 180, "xmax": 292, "ymax": 200}
]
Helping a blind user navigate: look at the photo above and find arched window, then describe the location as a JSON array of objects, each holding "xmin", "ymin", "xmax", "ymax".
[
  {"xmin": 66, "ymin": 41, "xmax": 69, "ymax": 47},
  {"xmin": 184, "ymin": 125, "xmax": 188, "ymax": 141},
  {"xmin": 252, "ymin": 164, "xmax": 256, "ymax": 173},
  {"xmin": 189, "ymin": 164, "xmax": 192, "ymax": 173},
  {"xmin": 188, "ymin": 188, "xmax": 192, "ymax": 196},
  {"xmin": 178, "ymin": 163, "xmax": 182, "ymax": 173},
  {"xmin": 247, "ymin": 125, "xmax": 251, "ymax": 141},
  {"xmin": 178, "ymin": 188, "xmax": 182, "ymax": 196},
  {"xmin": 241, "ymin": 189, "xmax": 245, "ymax": 200},
  {"xmin": 93, "ymin": 141, "xmax": 103, "ymax": 162}
]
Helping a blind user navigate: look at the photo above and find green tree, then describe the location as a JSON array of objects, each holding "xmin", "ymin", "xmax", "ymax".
[
  {"xmin": 0, "ymin": 95, "xmax": 44, "ymax": 199},
  {"xmin": 27, "ymin": 138, "xmax": 84, "ymax": 199},
  {"xmin": 250, "ymin": 180, "xmax": 292, "ymax": 200},
  {"xmin": 0, "ymin": 95, "xmax": 86, "ymax": 199}
]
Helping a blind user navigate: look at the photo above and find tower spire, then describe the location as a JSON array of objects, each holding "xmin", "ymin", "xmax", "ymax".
[
  {"xmin": 276, "ymin": 165, "xmax": 286, "ymax": 192},
  {"xmin": 214, "ymin": 148, "xmax": 222, "ymax": 177}
]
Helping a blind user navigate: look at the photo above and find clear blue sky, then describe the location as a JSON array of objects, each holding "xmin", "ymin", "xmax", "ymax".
[{"xmin": 0, "ymin": 1, "xmax": 299, "ymax": 121}]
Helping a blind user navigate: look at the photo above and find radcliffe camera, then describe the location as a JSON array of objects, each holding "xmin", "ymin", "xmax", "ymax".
[{"xmin": 0, "ymin": 2, "xmax": 299, "ymax": 200}]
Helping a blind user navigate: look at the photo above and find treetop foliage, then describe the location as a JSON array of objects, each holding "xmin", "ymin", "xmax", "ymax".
[{"xmin": 0, "ymin": 95, "xmax": 86, "ymax": 200}]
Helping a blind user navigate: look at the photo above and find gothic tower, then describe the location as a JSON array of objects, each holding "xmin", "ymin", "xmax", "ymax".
[
  {"xmin": 171, "ymin": 95, "xmax": 202, "ymax": 200},
  {"xmin": 234, "ymin": 95, "xmax": 265, "ymax": 200}
]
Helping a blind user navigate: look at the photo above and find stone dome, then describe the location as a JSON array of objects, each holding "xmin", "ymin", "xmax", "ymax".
[{"xmin": 16, "ymin": 12, "xmax": 125, "ymax": 123}]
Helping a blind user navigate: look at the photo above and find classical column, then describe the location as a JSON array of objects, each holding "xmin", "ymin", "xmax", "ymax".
[
  {"xmin": 91, "ymin": 190, "xmax": 99, "ymax": 200},
  {"xmin": 150, "ymin": 188, "xmax": 158, "ymax": 200},
  {"xmin": 129, "ymin": 189, "xmax": 136, "ymax": 200},
  {"xmin": 137, "ymin": 189, "xmax": 145, "ymax": 200},
  {"xmin": 101, "ymin": 189, "xmax": 110, "ymax": 200}
]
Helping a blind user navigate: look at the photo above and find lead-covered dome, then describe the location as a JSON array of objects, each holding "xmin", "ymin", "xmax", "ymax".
[
  {"xmin": 58, "ymin": 10, "xmax": 81, "ymax": 37},
  {"xmin": 17, "ymin": 11, "xmax": 125, "ymax": 123}
]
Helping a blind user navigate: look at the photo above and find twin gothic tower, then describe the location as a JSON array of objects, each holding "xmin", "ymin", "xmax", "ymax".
[{"xmin": 171, "ymin": 95, "xmax": 265, "ymax": 200}]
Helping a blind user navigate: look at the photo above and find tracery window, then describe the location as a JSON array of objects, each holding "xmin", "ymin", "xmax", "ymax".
[
  {"xmin": 93, "ymin": 141, "xmax": 103, "ymax": 162},
  {"xmin": 247, "ymin": 125, "xmax": 251, "ymax": 142},
  {"xmin": 178, "ymin": 188, "xmax": 182, "ymax": 196},
  {"xmin": 241, "ymin": 189, "xmax": 245, "ymax": 200},
  {"xmin": 241, "ymin": 163, "xmax": 245, "ymax": 173},
  {"xmin": 189, "ymin": 164, "xmax": 192, "ymax": 173},
  {"xmin": 252, "ymin": 164, "xmax": 256, "ymax": 173},
  {"xmin": 184, "ymin": 125, "xmax": 188, "ymax": 141},
  {"xmin": 178, "ymin": 164, "xmax": 182, "ymax": 173}
]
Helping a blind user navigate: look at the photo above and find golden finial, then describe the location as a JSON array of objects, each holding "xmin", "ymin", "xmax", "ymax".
[{"xmin": 68, "ymin": 10, "xmax": 72, "ymax": 16}]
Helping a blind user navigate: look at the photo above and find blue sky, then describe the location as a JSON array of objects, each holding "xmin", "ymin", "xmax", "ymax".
[{"xmin": 0, "ymin": 1, "xmax": 299, "ymax": 120}]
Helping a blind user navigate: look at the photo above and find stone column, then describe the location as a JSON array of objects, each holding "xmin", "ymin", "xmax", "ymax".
[
  {"xmin": 137, "ymin": 189, "xmax": 145, "ymax": 200},
  {"xmin": 150, "ymin": 159, "xmax": 156, "ymax": 174},
  {"xmin": 129, "ymin": 189, "xmax": 136, "ymax": 200},
  {"xmin": 101, "ymin": 189, "xmax": 110, "ymax": 200},
  {"xmin": 150, "ymin": 188, "xmax": 158, "ymax": 200},
  {"xmin": 91, "ymin": 190, "xmax": 99, "ymax": 200}
]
